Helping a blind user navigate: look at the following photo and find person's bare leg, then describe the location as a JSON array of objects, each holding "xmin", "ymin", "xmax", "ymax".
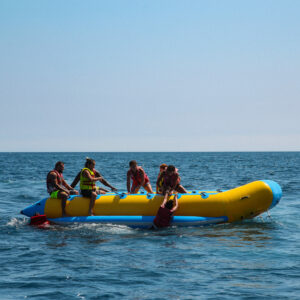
[
  {"xmin": 88, "ymin": 192, "xmax": 97, "ymax": 216},
  {"xmin": 131, "ymin": 184, "xmax": 140, "ymax": 194},
  {"xmin": 176, "ymin": 185, "xmax": 187, "ymax": 193},
  {"xmin": 144, "ymin": 183, "xmax": 153, "ymax": 194},
  {"xmin": 70, "ymin": 190, "xmax": 79, "ymax": 195},
  {"xmin": 59, "ymin": 191, "xmax": 69, "ymax": 217},
  {"xmin": 96, "ymin": 188, "xmax": 106, "ymax": 195}
]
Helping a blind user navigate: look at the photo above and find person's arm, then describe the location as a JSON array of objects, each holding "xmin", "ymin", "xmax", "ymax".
[
  {"xmin": 127, "ymin": 170, "xmax": 131, "ymax": 193},
  {"xmin": 62, "ymin": 178, "xmax": 74, "ymax": 190},
  {"xmin": 95, "ymin": 170, "xmax": 117, "ymax": 191},
  {"xmin": 164, "ymin": 185, "xmax": 174, "ymax": 195},
  {"xmin": 62, "ymin": 179, "xmax": 78, "ymax": 194},
  {"xmin": 49, "ymin": 172, "xmax": 69, "ymax": 194},
  {"xmin": 70, "ymin": 171, "xmax": 81, "ymax": 188},
  {"xmin": 177, "ymin": 175, "xmax": 181, "ymax": 185},
  {"xmin": 171, "ymin": 194, "xmax": 178, "ymax": 213},
  {"xmin": 139, "ymin": 168, "xmax": 145, "ymax": 187},
  {"xmin": 82, "ymin": 170, "xmax": 102, "ymax": 182},
  {"xmin": 161, "ymin": 193, "xmax": 169, "ymax": 208},
  {"xmin": 98, "ymin": 187, "xmax": 109, "ymax": 193},
  {"xmin": 99, "ymin": 177, "xmax": 117, "ymax": 191}
]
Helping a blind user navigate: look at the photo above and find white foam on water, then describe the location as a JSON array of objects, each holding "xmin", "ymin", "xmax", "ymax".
[
  {"xmin": 6, "ymin": 217, "xmax": 28, "ymax": 227},
  {"xmin": 60, "ymin": 222, "xmax": 136, "ymax": 235},
  {"xmin": 96, "ymin": 223, "xmax": 136, "ymax": 235}
]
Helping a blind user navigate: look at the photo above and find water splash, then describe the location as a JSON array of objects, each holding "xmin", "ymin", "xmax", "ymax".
[{"xmin": 6, "ymin": 217, "xmax": 28, "ymax": 227}]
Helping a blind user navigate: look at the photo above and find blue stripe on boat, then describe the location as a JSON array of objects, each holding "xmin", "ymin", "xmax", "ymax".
[
  {"xmin": 47, "ymin": 215, "xmax": 228, "ymax": 227},
  {"xmin": 262, "ymin": 180, "xmax": 282, "ymax": 209}
]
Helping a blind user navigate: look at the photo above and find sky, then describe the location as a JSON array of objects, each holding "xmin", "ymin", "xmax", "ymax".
[{"xmin": 0, "ymin": 0, "xmax": 299, "ymax": 151}]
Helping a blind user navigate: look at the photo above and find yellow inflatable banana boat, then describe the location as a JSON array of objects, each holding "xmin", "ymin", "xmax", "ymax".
[{"xmin": 21, "ymin": 180, "xmax": 282, "ymax": 227}]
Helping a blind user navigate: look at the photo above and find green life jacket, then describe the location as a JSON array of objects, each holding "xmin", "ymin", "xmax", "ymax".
[{"xmin": 80, "ymin": 168, "xmax": 96, "ymax": 190}]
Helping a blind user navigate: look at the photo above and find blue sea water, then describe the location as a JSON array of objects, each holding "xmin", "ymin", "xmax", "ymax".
[{"xmin": 0, "ymin": 152, "xmax": 299, "ymax": 300}]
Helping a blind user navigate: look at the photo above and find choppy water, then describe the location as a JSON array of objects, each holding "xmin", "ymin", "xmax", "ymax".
[{"xmin": 0, "ymin": 152, "xmax": 299, "ymax": 299}]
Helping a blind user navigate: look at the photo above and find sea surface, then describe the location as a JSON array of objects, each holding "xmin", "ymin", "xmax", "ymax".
[{"xmin": 0, "ymin": 152, "xmax": 299, "ymax": 299}]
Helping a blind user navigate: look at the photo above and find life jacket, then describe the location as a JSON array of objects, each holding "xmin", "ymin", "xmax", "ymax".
[
  {"xmin": 153, "ymin": 207, "xmax": 173, "ymax": 228},
  {"xmin": 46, "ymin": 170, "xmax": 64, "ymax": 194},
  {"xmin": 130, "ymin": 167, "xmax": 149, "ymax": 185},
  {"xmin": 157, "ymin": 171, "xmax": 165, "ymax": 191},
  {"xmin": 80, "ymin": 168, "xmax": 96, "ymax": 190},
  {"xmin": 163, "ymin": 172, "xmax": 180, "ymax": 189},
  {"xmin": 72, "ymin": 168, "xmax": 101, "ymax": 189}
]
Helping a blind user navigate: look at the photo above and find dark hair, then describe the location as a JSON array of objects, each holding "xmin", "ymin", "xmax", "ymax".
[
  {"xmin": 129, "ymin": 160, "xmax": 137, "ymax": 167},
  {"xmin": 166, "ymin": 165, "xmax": 175, "ymax": 172},
  {"xmin": 55, "ymin": 161, "xmax": 64, "ymax": 168},
  {"xmin": 165, "ymin": 200, "xmax": 174, "ymax": 210},
  {"xmin": 85, "ymin": 158, "xmax": 95, "ymax": 167}
]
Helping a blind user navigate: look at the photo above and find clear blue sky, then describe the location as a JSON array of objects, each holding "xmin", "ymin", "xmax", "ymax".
[{"xmin": 0, "ymin": 0, "xmax": 299, "ymax": 151}]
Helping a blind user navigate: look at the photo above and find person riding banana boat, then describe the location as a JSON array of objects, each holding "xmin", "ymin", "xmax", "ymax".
[
  {"xmin": 71, "ymin": 158, "xmax": 117, "ymax": 194},
  {"xmin": 156, "ymin": 163, "xmax": 168, "ymax": 194},
  {"xmin": 79, "ymin": 158, "xmax": 112, "ymax": 216},
  {"xmin": 156, "ymin": 165, "xmax": 187, "ymax": 196},
  {"xmin": 127, "ymin": 160, "xmax": 153, "ymax": 194},
  {"xmin": 46, "ymin": 161, "xmax": 79, "ymax": 217}
]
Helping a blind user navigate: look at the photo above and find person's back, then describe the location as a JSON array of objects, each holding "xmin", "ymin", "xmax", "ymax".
[
  {"xmin": 153, "ymin": 197, "xmax": 178, "ymax": 228},
  {"xmin": 46, "ymin": 168, "xmax": 64, "ymax": 195},
  {"xmin": 153, "ymin": 205, "xmax": 173, "ymax": 228}
]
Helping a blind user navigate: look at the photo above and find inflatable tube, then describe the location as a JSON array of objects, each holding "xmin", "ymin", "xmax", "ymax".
[{"xmin": 21, "ymin": 180, "xmax": 282, "ymax": 227}]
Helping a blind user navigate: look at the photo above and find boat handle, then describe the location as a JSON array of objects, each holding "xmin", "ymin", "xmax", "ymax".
[{"xmin": 240, "ymin": 195, "xmax": 250, "ymax": 200}]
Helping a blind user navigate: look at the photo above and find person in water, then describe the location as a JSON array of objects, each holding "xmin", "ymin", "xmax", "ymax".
[
  {"xmin": 71, "ymin": 159, "xmax": 117, "ymax": 194},
  {"xmin": 153, "ymin": 195, "xmax": 178, "ymax": 228},
  {"xmin": 156, "ymin": 163, "xmax": 167, "ymax": 194},
  {"xmin": 46, "ymin": 161, "xmax": 79, "ymax": 217},
  {"xmin": 157, "ymin": 165, "xmax": 187, "ymax": 197},
  {"xmin": 127, "ymin": 160, "xmax": 153, "ymax": 194},
  {"xmin": 79, "ymin": 158, "xmax": 105, "ymax": 216}
]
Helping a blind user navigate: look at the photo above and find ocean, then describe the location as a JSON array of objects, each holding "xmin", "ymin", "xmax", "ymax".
[{"xmin": 0, "ymin": 152, "xmax": 299, "ymax": 299}]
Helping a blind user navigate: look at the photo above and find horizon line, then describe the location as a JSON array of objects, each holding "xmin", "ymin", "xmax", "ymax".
[{"xmin": 0, "ymin": 150, "xmax": 299, "ymax": 153}]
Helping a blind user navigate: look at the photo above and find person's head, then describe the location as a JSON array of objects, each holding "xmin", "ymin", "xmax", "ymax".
[
  {"xmin": 129, "ymin": 160, "xmax": 138, "ymax": 172},
  {"xmin": 165, "ymin": 200, "xmax": 174, "ymax": 210},
  {"xmin": 160, "ymin": 163, "xmax": 167, "ymax": 172},
  {"xmin": 166, "ymin": 165, "xmax": 176, "ymax": 175},
  {"xmin": 85, "ymin": 158, "xmax": 96, "ymax": 170},
  {"xmin": 55, "ymin": 161, "xmax": 64, "ymax": 173}
]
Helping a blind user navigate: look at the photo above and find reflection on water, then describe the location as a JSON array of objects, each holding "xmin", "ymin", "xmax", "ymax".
[{"xmin": 168, "ymin": 220, "xmax": 276, "ymax": 248}]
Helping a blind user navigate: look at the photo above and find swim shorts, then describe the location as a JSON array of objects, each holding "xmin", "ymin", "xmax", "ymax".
[
  {"xmin": 50, "ymin": 190, "xmax": 60, "ymax": 198},
  {"xmin": 81, "ymin": 190, "xmax": 94, "ymax": 198}
]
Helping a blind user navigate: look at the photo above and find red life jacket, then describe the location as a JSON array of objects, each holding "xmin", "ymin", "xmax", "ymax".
[
  {"xmin": 46, "ymin": 170, "xmax": 64, "ymax": 193},
  {"xmin": 153, "ymin": 207, "xmax": 173, "ymax": 228},
  {"xmin": 163, "ymin": 172, "xmax": 180, "ymax": 189},
  {"xmin": 130, "ymin": 167, "xmax": 149, "ymax": 185}
]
